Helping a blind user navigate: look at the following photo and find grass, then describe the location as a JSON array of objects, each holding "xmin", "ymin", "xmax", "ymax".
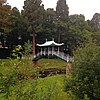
[
  {"xmin": 39, "ymin": 58, "xmax": 67, "ymax": 69},
  {"xmin": 0, "ymin": 58, "xmax": 69, "ymax": 100},
  {"xmin": 1, "ymin": 75, "xmax": 68, "ymax": 100},
  {"xmin": 36, "ymin": 75, "xmax": 68, "ymax": 100}
]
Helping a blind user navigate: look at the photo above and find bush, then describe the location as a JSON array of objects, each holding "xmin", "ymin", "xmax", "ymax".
[
  {"xmin": 0, "ymin": 59, "xmax": 66, "ymax": 100},
  {"xmin": 64, "ymin": 42, "xmax": 100, "ymax": 100}
]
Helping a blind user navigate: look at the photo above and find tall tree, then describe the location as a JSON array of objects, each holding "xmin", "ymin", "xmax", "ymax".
[
  {"xmin": 87, "ymin": 13, "xmax": 100, "ymax": 46},
  {"xmin": 22, "ymin": 0, "xmax": 45, "ymax": 55},
  {"xmin": 91, "ymin": 13, "xmax": 100, "ymax": 29},
  {"xmin": 56, "ymin": 0, "xmax": 69, "ymax": 43},
  {"xmin": 42, "ymin": 8, "xmax": 56, "ymax": 41},
  {"xmin": 7, "ymin": 7, "xmax": 27, "ymax": 48},
  {"xmin": 0, "ymin": 0, "xmax": 11, "ymax": 33},
  {"xmin": 66, "ymin": 14, "xmax": 92, "ymax": 51},
  {"xmin": 0, "ymin": 0, "xmax": 11, "ymax": 46}
]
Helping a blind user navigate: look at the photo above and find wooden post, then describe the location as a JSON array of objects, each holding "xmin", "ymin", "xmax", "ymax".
[
  {"xmin": 66, "ymin": 63, "xmax": 72, "ymax": 74},
  {"xmin": 57, "ymin": 27, "xmax": 61, "ymax": 43}
]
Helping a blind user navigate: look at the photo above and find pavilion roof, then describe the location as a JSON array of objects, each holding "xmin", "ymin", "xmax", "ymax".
[{"xmin": 37, "ymin": 40, "xmax": 64, "ymax": 47}]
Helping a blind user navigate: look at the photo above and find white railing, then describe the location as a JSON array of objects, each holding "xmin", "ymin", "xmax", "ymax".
[
  {"xmin": 53, "ymin": 51, "xmax": 73, "ymax": 62},
  {"xmin": 36, "ymin": 51, "xmax": 73, "ymax": 62}
]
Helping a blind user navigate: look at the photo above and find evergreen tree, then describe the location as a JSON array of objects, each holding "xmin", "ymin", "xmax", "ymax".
[
  {"xmin": 42, "ymin": 8, "xmax": 56, "ymax": 41},
  {"xmin": 22, "ymin": 0, "xmax": 45, "ymax": 55},
  {"xmin": 56, "ymin": 0, "xmax": 69, "ymax": 20},
  {"xmin": 87, "ymin": 14, "xmax": 100, "ymax": 46},
  {"xmin": 56, "ymin": 0, "xmax": 69, "ymax": 43},
  {"xmin": 7, "ymin": 7, "xmax": 26, "ymax": 48},
  {"xmin": 65, "ymin": 14, "xmax": 92, "ymax": 51},
  {"xmin": 91, "ymin": 13, "xmax": 100, "ymax": 29}
]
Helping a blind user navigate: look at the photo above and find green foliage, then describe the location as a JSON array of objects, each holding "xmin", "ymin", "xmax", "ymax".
[
  {"xmin": 22, "ymin": 0, "xmax": 45, "ymax": 33},
  {"xmin": 63, "ymin": 74, "xmax": 77, "ymax": 100},
  {"xmin": 11, "ymin": 49, "xmax": 17, "ymax": 58},
  {"xmin": 92, "ymin": 30, "xmax": 100, "ymax": 46},
  {"xmin": 24, "ymin": 40, "xmax": 32, "ymax": 56},
  {"xmin": 7, "ymin": 7, "xmax": 27, "ymax": 46},
  {"xmin": 56, "ymin": 0, "xmax": 69, "ymax": 20},
  {"xmin": 0, "ymin": 58, "xmax": 67, "ymax": 100},
  {"xmin": 55, "ymin": 0, "xmax": 69, "ymax": 43},
  {"xmin": 91, "ymin": 13, "xmax": 100, "ymax": 29},
  {"xmin": 83, "ymin": 95, "xmax": 90, "ymax": 100},
  {"xmin": 0, "ymin": 59, "xmax": 35, "ymax": 99},
  {"xmin": 64, "ymin": 42, "xmax": 100, "ymax": 100},
  {"xmin": 0, "ymin": 1, "xmax": 11, "ymax": 33},
  {"xmin": 11, "ymin": 45, "xmax": 23, "ymax": 59},
  {"xmin": 1, "ymin": 0, "xmax": 100, "ymax": 53},
  {"xmin": 42, "ymin": 8, "xmax": 56, "ymax": 40},
  {"xmin": 65, "ymin": 14, "xmax": 92, "ymax": 50}
]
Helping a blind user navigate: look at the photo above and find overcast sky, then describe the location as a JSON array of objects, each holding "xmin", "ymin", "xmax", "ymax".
[{"xmin": 7, "ymin": 0, "xmax": 100, "ymax": 20}]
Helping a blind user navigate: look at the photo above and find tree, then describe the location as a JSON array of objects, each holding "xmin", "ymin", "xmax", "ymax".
[
  {"xmin": 65, "ymin": 14, "xmax": 92, "ymax": 51},
  {"xmin": 7, "ymin": 7, "xmax": 28, "ymax": 48},
  {"xmin": 7, "ymin": 7, "xmax": 21, "ymax": 47},
  {"xmin": 56, "ymin": 0, "xmax": 69, "ymax": 20},
  {"xmin": 92, "ymin": 30, "xmax": 100, "ymax": 46},
  {"xmin": 0, "ymin": 0, "xmax": 11, "ymax": 46},
  {"xmin": 0, "ymin": 0, "xmax": 11, "ymax": 33},
  {"xmin": 91, "ymin": 13, "xmax": 100, "ymax": 29},
  {"xmin": 41, "ymin": 8, "xmax": 56, "ymax": 41},
  {"xmin": 24, "ymin": 40, "xmax": 32, "ymax": 58},
  {"xmin": 0, "ymin": 0, "xmax": 6, "ymax": 4},
  {"xmin": 22, "ymin": 0, "xmax": 45, "ymax": 55},
  {"xmin": 56, "ymin": 0, "xmax": 69, "ymax": 43},
  {"xmin": 65, "ymin": 42, "xmax": 100, "ymax": 100},
  {"xmin": 87, "ymin": 13, "xmax": 100, "ymax": 46}
]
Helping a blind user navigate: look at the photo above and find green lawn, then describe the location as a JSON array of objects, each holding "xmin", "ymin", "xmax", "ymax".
[{"xmin": 39, "ymin": 58, "xmax": 67, "ymax": 69}]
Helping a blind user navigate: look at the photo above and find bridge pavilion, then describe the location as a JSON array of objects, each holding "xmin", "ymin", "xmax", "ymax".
[{"xmin": 36, "ymin": 39, "xmax": 64, "ymax": 56}]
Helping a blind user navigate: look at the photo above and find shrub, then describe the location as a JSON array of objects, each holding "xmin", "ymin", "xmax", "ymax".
[{"xmin": 64, "ymin": 42, "xmax": 100, "ymax": 100}]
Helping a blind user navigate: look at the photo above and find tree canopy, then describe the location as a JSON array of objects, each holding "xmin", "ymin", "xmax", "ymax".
[{"xmin": 0, "ymin": 0, "xmax": 100, "ymax": 53}]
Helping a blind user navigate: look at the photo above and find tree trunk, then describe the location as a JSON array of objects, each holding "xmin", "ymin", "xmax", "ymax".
[{"xmin": 57, "ymin": 27, "xmax": 61, "ymax": 43}]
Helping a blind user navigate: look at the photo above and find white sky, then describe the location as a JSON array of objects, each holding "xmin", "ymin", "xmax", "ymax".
[{"xmin": 7, "ymin": 0, "xmax": 100, "ymax": 20}]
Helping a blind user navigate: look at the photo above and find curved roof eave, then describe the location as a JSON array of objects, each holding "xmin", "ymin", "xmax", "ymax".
[{"xmin": 37, "ymin": 41, "xmax": 64, "ymax": 47}]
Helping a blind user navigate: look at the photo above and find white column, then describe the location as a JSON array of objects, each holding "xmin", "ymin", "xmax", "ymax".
[
  {"xmin": 52, "ymin": 46, "xmax": 54, "ymax": 55},
  {"xmin": 67, "ymin": 55, "xmax": 69, "ymax": 63},
  {"xmin": 43, "ymin": 47, "xmax": 44, "ymax": 55},
  {"xmin": 58, "ymin": 46, "xmax": 60, "ymax": 55},
  {"xmin": 48, "ymin": 47, "xmax": 49, "ymax": 56},
  {"xmin": 41, "ymin": 47, "xmax": 42, "ymax": 55},
  {"xmin": 44, "ymin": 47, "xmax": 46, "ymax": 55}
]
